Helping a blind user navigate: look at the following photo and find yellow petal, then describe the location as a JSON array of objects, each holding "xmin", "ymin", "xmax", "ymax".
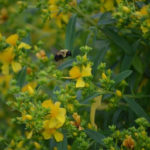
[
  {"xmin": 42, "ymin": 129, "xmax": 53, "ymax": 140},
  {"xmin": 18, "ymin": 42, "xmax": 31, "ymax": 49},
  {"xmin": 2, "ymin": 64, "xmax": 9, "ymax": 75},
  {"xmin": 29, "ymin": 82, "xmax": 37, "ymax": 89},
  {"xmin": 27, "ymin": 86, "xmax": 34, "ymax": 94},
  {"xmin": 6, "ymin": 34, "xmax": 19, "ymax": 46},
  {"xmin": 76, "ymin": 78, "xmax": 85, "ymax": 88},
  {"xmin": 33, "ymin": 142, "xmax": 41, "ymax": 149},
  {"xmin": 81, "ymin": 64, "xmax": 92, "ymax": 77},
  {"xmin": 43, "ymin": 120, "xmax": 50, "ymax": 129},
  {"xmin": 49, "ymin": 118, "xmax": 59, "ymax": 128},
  {"xmin": 55, "ymin": 102, "xmax": 61, "ymax": 108},
  {"xmin": 104, "ymin": 0, "xmax": 114, "ymax": 11},
  {"xmin": 42, "ymin": 99, "xmax": 53, "ymax": 108},
  {"xmin": 11, "ymin": 61, "xmax": 22, "ymax": 73},
  {"xmin": 0, "ymin": 47, "xmax": 14, "ymax": 63},
  {"xmin": 22, "ymin": 82, "xmax": 37, "ymax": 94},
  {"xmin": 69, "ymin": 66, "xmax": 81, "ymax": 79},
  {"xmin": 54, "ymin": 131, "xmax": 63, "ymax": 142},
  {"xmin": 57, "ymin": 108, "xmax": 66, "ymax": 125},
  {"xmin": 26, "ymin": 130, "xmax": 33, "ymax": 139}
]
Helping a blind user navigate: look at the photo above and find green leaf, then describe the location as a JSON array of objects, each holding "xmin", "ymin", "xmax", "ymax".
[
  {"xmin": 65, "ymin": 14, "xmax": 76, "ymax": 54},
  {"xmin": 103, "ymin": 28, "xmax": 133, "ymax": 55},
  {"xmin": 17, "ymin": 67, "xmax": 26, "ymax": 87},
  {"xmin": 112, "ymin": 109, "xmax": 122, "ymax": 124},
  {"xmin": 121, "ymin": 54, "xmax": 134, "ymax": 71},
  {"xmin": 58, "ymin": 58, "xmax": 75, "ymax": 70},
  {"xmin": 124, "ymin": 97, "xmax": 150, "ymax": 122},
  {"xmin": 85, "ymin": 129, "xmax": 105, "ymax": 145},
  {"xmin": 132, "ymin": 56, "xmax": 144, "ymax": 74},
  {"xmin": 98, "ymin": 12, "xmax": 115, "ymax": 25},
  {"xmin": 92, "ymin": 40, "xmax": 109, "ymax": 74},
  {"xmin": 82, "ymin": 92, "xmax": 100, "ymax": 104},
  {"xmin": 114, "ymin": 70, "xmax": 132, "ymax": 85}
]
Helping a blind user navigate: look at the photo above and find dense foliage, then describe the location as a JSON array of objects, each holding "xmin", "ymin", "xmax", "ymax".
[{"xmin": 0, "ymin": 0, "xmax": 150, "ymax": 150}]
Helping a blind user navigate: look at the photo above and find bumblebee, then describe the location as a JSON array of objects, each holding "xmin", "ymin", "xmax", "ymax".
[{"xmin": 55, "ymin": 49, "xmax": 72, "ymax": 61}]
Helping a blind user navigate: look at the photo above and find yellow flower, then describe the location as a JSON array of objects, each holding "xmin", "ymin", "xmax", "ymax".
[
  {"xmin": 67, "ymin": 104, "xmax": 74, "ymax": 112},
  {"xmin": 42, "ymin": 99, "xmax": 66, "ymax": 141},
  {"xmin": 6, "ymin": 34, "xmax": 19, "ymax": 46},
  {"xmin": 102, "ymin": 72, "xmax": 107, "ymax": 80},
  {"xmin": 141, "ymin": 25, "xmax": 149, "ymax": 34},
  {"xmin": 18, "ymin": 42, "xmax": 31, "ymax": 49},
  {"xmin": 65, "ymin": 64, "xmax": 92, "ymax": 88},
  {"xmin": 100, "ymin": 0, "xmax": 115, "ymax": 12},
  {"xmin": 22, "ymin": 82, "xmax": 37, "ymax": 95},
  {"xmin": 140, "ymin": 5, "xmax": 148, "ymax": 16},
  {"xmin": 0, "ymin": 75, "xmax": 12, "ymax": 94},
  {"xmin": 116, "ymin": 90, "xmax": 122, "ymax": 97},
  {"xmin": 0, "ymin": 47, "xmax": 21, "ymax": 74},
  {"xmin": 42, "ymin": 99, "xmax": 66, "ymax": 128},
  {"xmin": 17, "ymin": 140, "xmax": 24, "ymax": 148},
  {"xmin": 42, "ymin": 126, "xmax": 63, "ymax": 141},
  {"xmin": 67, "ymin": 145, "xmax": 71, "ymax": 150},
  {"xmin": 34, "ymin": 142, "xmax": 41, "ymax": 149},
  {"xmin": 122, "ymin": 6, "xmax": 130, "ymax": 13},
  {"xmin": 48, "ymin": 2, "xmax": 69, "ymax": 28},
  {"xmin": 22, "ymin": 114, "xmax": 32, "ymax": 121},
  {"xmin": 53, "ymin": 147, "xmax": 58, "ymax": 150},
  {"xmin": 26, "ymin": 130, "xmax": 33, "ymax": 139}
]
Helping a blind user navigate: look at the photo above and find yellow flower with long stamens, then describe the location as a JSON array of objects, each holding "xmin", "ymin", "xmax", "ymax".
[
  {"xmin": 65, "ymin": 64, "xmax": 92, "ymax": 88},
  {"xmin": 42, "ymin": 99, "xmax": 66, "ymax": 128},
  {"xmin": 42, "ymin": 99, "xmax": 66, "ymax": 141},
  {"xmin": 0, "ymin": 47, "xmax": 21, "ymax": 74}
]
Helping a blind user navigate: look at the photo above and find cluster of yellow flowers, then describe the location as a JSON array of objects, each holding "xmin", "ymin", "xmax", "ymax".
[
  {"xmin": 47, "ymin": 0, "xmax": 70, "ymax": 28},
  {"xmin": 100, "ymin": 0, "xmax": 121, "ymax": 12},
  {"xmin": 0, "ymin": 33, "xmax": 31, "ymax": 94},
  {"xmin": 112, "ymin": 1, "xmax": 150, "ymax": 36},
  {"xmin": 0, "ymin": 33, "xmax": 31, "ymax": 74}
]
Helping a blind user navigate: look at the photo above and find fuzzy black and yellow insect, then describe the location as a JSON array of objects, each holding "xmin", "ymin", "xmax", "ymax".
[{"xmin": 55, "ymin": 49, "xmax": 72, "ymax": 61}]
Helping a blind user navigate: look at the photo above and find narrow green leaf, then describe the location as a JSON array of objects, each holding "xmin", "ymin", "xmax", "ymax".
[
  {"xmin": 17, "ymin": 67, "xmax": 26, "ymax": 87},
  {"xmin": 58, "ymin": 58, "xmax": 75, "ymax": 70},
  {"xmin": 114, "ymin": 70, "xmax": 132, "ymax": 85},
  {"xmin": 124, "ymin": 97, "xmax": 150, "ymax": 122},
  {"xmin": 85, "ymin": 129, "xmax": 105, "ymax": 145},
  {"xmin": 132, "ymin": 56, "xmax": 144, "ymax": 74},
  {"xmin": 65, "ymin": 14, "xmax": 76, "ymax": 53},
  {"xmin": 82, "ymin": 92, "xmax": 100, "ymax": 104},
  {"xmin": 103, "ymin": 28, "xmax": 133, "ymax": 55},
  {"xmin": 98, "ymin": 12, "xmax": 115, "ymax": 25},
  {"xmin": 121, "ymin": 54, "xmax": 134, "ymax": 71},
  {"xmin": 93, "ymin": 40, "xmax": 109, "ymax": 74},
  {"xmin": 112, "ymin": 109, "xmax": 122, "ymax": 124}
]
